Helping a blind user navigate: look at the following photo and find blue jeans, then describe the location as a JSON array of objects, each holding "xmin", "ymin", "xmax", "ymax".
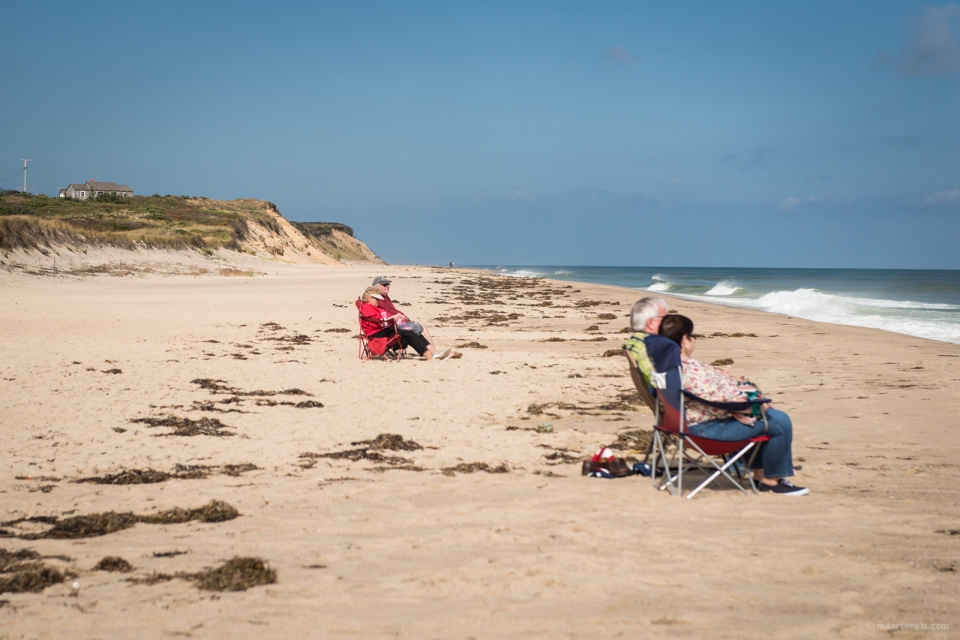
[{"xmin": 687, "ymin": 408, "xmax": 795, "ymax": 479}]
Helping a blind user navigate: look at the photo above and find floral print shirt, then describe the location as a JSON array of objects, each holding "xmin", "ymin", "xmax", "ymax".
[{"xmin": 680, "ymin": 355, "xmax": 756, "ymax": 426}]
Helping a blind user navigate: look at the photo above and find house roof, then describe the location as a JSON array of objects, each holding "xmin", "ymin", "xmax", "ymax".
[
  {"xmin": 60, "ymin": 182, "xmax": 134, "ymax": 193},
  {"xmin": 87, "ymin": 181, "xmax": 132, "ymax": 192}
]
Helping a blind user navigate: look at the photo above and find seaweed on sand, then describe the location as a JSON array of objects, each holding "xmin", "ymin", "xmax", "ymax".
[
  {"xmin": 76, "ymin": 469, "xmax": 172, "ymax": 484},
  {"xmin": 190, "ymin": 378, "xmax": 312, "ymax": 398},
  {"xmin": 542, "ymin": 451, "xmax": 581, "ymax": 465},
  {"xmin": 0, "ymin": 547, "xmax": 69, "ymax": 595},
  {"xmin": 129, "ymin": 556, "xmax": 276, "ymax": 592},
  {"xmin": 351, "ymin": 433, "xmax": 422, "ymax": 451},
  {"xmin": 6, "ymin": 500, "xmax": 238, "ymax": 540},
  {"xmin": 265, "ymin": 333, "xmax": 312, "ymax": 345},
  {"xmin": 0, "ymin": 548, "xmax": 41, "ymax": 569},
  {"xmin": 130, "ymin": 415, "xmax": 235, "ymax": 437},
  {"xmin": 301, "ymin": 434, "xmax": 422, "ymax": 466},
  {"xmin": 0, "ymin": 562, "xmax": 64, "ymax": 594},
  {"xmin": 192, "ymin": 556, "xmax": 276, "ymax": 591},
  {"xmin": 611, "ymin": 429, "xmax": 654, "ymax": 452},
  {"xmin": 94, "ymin": 556, "xmax": 133, "ymax": 572},
  {"xmin": 75, "ymin": 463, "xmax": 258, "ymax": 484},
  {"xmin": 254, "ymin": 398, "xmax": 324, "ymax": 408},
  {"xmin": 440, "ymin": 462, "xmax": 510, "ymax": 477}
]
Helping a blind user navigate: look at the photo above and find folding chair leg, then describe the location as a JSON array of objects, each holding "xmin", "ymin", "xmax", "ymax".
[{"xmin": 685, "ymin": 442, "xmax": 757, "ymax": 499}]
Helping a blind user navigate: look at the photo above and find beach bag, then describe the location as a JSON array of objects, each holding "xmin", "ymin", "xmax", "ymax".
[
  {"xmin": 581, "ymin": 447, "xmax": 634, "ymax": 478},
  {"xmin": 398, "ymin": 321, "xmax": 424, "ymax": 334}
]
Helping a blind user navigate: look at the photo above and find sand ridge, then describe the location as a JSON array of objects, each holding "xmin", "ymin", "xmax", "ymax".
[{"xmin": 1, "ymin": 258, "xmax": 958, "ymax": 638}]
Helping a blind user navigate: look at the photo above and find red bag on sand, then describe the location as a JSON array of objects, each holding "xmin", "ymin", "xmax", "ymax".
[
  {"xmin": 581, "ymin": 447, "xmax": 633, "ymax": 477},
  {"xmin": 368, "ymin": 337, "xmax": 389, "ymax": 356}
]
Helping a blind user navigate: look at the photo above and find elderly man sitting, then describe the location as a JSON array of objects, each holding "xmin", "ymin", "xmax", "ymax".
[
  {"xmin": 371, "ymin": 275, "xmax": 437, "ymax": 348},
  {"xmin": 623, "ymin": 296, "xmax": 681, "ymax": 390}
]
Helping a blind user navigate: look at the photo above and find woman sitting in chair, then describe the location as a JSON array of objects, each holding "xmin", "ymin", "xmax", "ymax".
[
  {"xmin": 658, "ymin": 314, "xmax": 808, "ymax": 497},
  {"xmin": 359, "ymin": 287, "xmax": 450, "ymax": 360}
]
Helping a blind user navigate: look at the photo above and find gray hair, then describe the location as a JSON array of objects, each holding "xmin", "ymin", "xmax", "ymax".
[{"xmin": 631, "ymin": 297, "xmax": 668, "ymax": 332}]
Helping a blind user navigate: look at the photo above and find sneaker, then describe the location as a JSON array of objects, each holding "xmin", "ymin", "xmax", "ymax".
[
  {"xmin": 433, "ymin": 347, "xmax": 452, "ymax": 360},
  {"xmin": 758, "ymin": 478, "xmax": 809, "ymax": 496}
]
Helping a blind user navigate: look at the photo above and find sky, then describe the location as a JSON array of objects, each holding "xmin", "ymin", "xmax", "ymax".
[{"xmin": 1, "ymin": 1, "xmax": 959, "ymax": 268}]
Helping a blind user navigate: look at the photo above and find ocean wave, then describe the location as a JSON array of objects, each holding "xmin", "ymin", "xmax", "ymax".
[
  {"xmin": 672, "ymin": 287, "xmax": 960, "ymax": 344},
  {"xmin": 554, "ymin": 270, "xmax": 573, "ymax": 276},
  {"xmin": 704, "ymin": 280, "xmax": 742, "ymax": 296},
  {"xmin": 647, "ymin": 282, "xmax": 672, "ymax": 292}
]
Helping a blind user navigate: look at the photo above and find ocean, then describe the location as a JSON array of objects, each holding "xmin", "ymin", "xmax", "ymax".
[{"xmin": 473, "ymin": 266, "xmax": 960, "ymax": 346}]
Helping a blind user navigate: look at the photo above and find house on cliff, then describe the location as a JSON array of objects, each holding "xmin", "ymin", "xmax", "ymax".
[{"xmin": 59, "ymin": 180, "xmax": 133, "ymax": 200}]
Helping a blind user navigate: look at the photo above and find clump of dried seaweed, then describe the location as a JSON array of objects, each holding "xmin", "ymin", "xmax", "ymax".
[
  {"xmin": 190, "ymin": 378, "xmax": 313, "ymax": 398},
  {"xmin": 192, "ymin": 556, "xmax": 276, "ymax": 591},
  {"xmin": 2, "ymin": 501, "xmax": 239, "ymax": 540},
  {"xmin": 76, "ymin": 469, "xmax": 172, "ymax": 484},
  {"xmin": 129, "ymin": 556, "xmax": 276, "ymax": 592},
  {"xmin": 441, "ymin": 462, "xmax": 509, "ymax": 477},
  {"xmin": 130, "ymin": 415, "xmax": 235, "ymax": 437},
  {"xmin": 94, "ymin": 556, "xmax": 133, "ymax": 572},
  {"xmin": 0, "ymin": 548, "xmax": 67, "ymax": 595},
  {"xmin": 300, "ymin": 434, "xmax": 423, "ymax": 467},
  {"xmin": 75, "ymin": 463, "xmax": 258, "ymax": 484},
  {"xmin": 351, "ymin": 433, "xmax": 422, "ymax": 451},
  {"xmin": 611, "ymin": 429, "xmax": 654, "ymax": 452}
]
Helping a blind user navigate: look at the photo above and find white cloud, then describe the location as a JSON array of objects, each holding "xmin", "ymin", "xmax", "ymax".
[
  {"xmin": 778, "ymin": 197, "xmax": 802, "ymax": 211},
  {"xmin": 511, "ymin": 189, "xmax": 533, "ymax": 201},
  {"xmin": 899, "ymin": 5, "xmax": 960, "ymax": 76},
  {"xmin": 924, "ymin": 189, "xmax": 960, "ymax": 205}
]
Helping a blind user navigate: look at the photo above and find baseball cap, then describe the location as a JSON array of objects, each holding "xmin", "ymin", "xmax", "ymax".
[{"xmin": 372, "ymin": 276, "xmax": 391, "ymax": 286}]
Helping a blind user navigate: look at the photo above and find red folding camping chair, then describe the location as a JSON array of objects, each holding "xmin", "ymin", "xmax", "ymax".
[
  {"xmin": 356, "ymin": 299, "xmax": 405, "ymax": 361},
  {"xmin": 649, "ymin": 366, "xmax": 771, "ymax": 498}
]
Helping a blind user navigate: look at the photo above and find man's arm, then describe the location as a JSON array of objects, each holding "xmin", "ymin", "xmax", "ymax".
[{"xmin": 623, "ymin": 335, "xmax": 656, "ymax": 387}]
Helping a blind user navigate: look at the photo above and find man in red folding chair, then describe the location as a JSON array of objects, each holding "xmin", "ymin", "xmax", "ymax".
[
  {"xmin": 371, "ymin": 275, "xmax": 439, "ymax": 350},
  {"xmin": 359, "ymin": 287, "xmax": 445, "ymax": 360}
]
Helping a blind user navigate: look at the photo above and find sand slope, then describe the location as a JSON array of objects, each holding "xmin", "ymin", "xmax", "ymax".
[{"xmin": 1, "ymin": 261, "xmax": 958, "ymax": 639}]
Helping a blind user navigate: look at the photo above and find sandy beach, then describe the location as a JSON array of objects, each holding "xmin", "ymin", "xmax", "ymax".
[{"xmin": 2, "ymin": 256, "xmax": 958, "ymax": 639}]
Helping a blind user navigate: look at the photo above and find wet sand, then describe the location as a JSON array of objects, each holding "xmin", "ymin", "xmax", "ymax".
[{"xmin": 1, "ymin": 256, "xmax": 958, "ymax": 639}]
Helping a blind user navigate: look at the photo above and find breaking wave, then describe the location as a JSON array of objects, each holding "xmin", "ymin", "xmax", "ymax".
[{"xmin": 674, "ymin": 287, "xmax": 960, "ymax": 344}]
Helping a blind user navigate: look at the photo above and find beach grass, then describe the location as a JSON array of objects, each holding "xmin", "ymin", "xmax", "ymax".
[{"xmin": 0, "ymin": 192, "xmax": 267, "ymax": 253}]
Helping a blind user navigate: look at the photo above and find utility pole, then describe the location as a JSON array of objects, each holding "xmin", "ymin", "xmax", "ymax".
[{"xmin": 20, "ymin": 158, "xmax": 31, "ymax": 193}]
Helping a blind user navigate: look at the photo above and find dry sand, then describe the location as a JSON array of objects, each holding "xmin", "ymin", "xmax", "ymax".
[{"xmin": 1, "ymin": 254, "xmax": 959, "ymax": 639}]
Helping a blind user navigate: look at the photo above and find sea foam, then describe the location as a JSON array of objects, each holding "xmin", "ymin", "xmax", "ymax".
[{"xmin": 704, "ymin": 280, "xmax": 741, "ymax": 296}]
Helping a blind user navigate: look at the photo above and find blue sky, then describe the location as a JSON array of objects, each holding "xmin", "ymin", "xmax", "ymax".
[{"xmin": 2, "ymin": 1, "xmax": 958, "ymax": 268}]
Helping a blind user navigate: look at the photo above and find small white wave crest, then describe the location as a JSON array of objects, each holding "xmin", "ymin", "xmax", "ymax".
[{"xmin": 704, "ymin": 280, "xmax": 742, "ymax": 296}]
